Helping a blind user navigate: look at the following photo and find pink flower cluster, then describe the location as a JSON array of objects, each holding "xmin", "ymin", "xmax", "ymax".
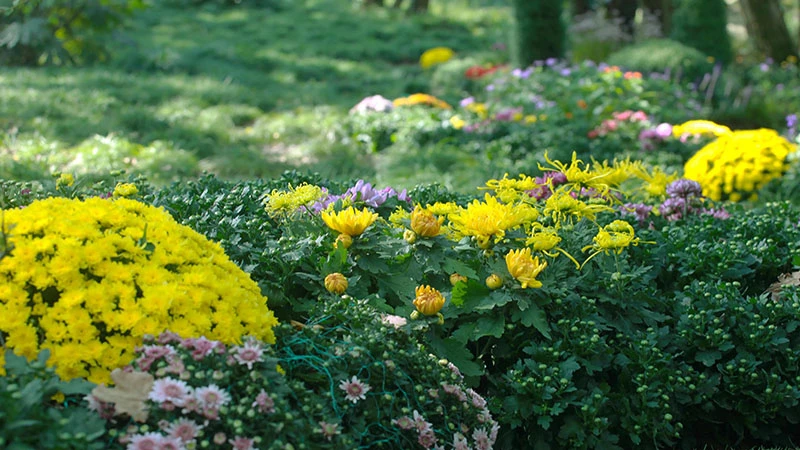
[
  {"xmin": 588, "ymin": 110, "xmax": 649, "ymax": 139},
  {"xmin": 392, "ymin": 382, "xmax": 499, "ymax": 449}
]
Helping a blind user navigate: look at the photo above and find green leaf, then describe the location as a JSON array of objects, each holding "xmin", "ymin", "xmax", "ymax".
[
  {"xmin": 428, "ymin": 336, "xmax": 483, "ymax": 377},
  {"xmin": 473, "ymin": 315, "xmax": 505, "ymax": 340},
  {"xmin": 442, "ymin": 257, "xmax": 478, "ymax": 280},
  {"xmin": 512, "ymin": 302, "xmax": 551, "ymax": 340},
  {"xmin": 475, "ymin": 290, "xmax": 513, "ymax": 311},
  {"xmin": 695, "ymin": 350, "xmax": 721, "ymax": 367},
  {"xmin": 559, "ymin": 357, "xmax": 580, "ymax": 379},
  {"xmin": 451, "ymin": 279, "xmax": 488, "ymax": 308}
]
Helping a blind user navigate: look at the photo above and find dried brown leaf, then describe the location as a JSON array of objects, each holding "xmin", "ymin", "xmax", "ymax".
[{"xmin": 91, "ymin": 368, "xmax": 154, "ymax": 422}]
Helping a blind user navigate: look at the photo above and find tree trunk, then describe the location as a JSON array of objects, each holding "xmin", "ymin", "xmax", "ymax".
[
  {"xmin": 739, "ymin": 0, "xmax": 798, "ymax": 62},
  {"xmin": 606, "ymin": 0, "xmax": 638, "ymax": 37},
  {"xmin": 410, "ymin": 0, "xmax": 429, "ymax": 13}
]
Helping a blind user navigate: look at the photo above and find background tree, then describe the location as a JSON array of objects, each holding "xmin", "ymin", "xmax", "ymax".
[
  {"xmin": 640, "ymin": 0, "xmax": 673, "ymax": 34},
  {"xmin": 670, "ymin": 0, "xmax": 732, "ymax": 64},
  {"xmin": 510, "ymin": 0, "xmax": 566, "ymax": 67},
  {"xmin": 606, "ymin": 0, "xmax": 638, "ymax": 37},
  {"xmin": 739, "ymin": 0, "xmax": 798, "ymax": 62}
]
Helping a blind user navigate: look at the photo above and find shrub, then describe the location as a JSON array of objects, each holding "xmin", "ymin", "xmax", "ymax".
[
  {"xmin": 683, "ymin": 128, "xmax": 797, "ymax": 201},
  {"xmin": 1, "ymin": 349, "xmax": 107, "ymax": 449},
  {"xmin": 0, "ymin": 0, "xmax": 145, "ymax": 66},
  {"xmin": 509, "ymin": 0, "xmax": 566, "ymax": 67},
  {"xmin": 607, "ymin": 39, "xmax": 713, "ymax": 81},
  {"xmin": 92, "ymin": 296, "xmax": 499, "ymax": 449},
  {"xmin": 670, "ymin": 0, "xmax": 732, "ymax": 65},
  {"xmin": 0, "ymin": 197, "xmax": 278, "ymax": 384}
]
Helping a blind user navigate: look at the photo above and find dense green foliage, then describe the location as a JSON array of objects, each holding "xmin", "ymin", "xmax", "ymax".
[
  {"xmin": 509, "ymin": 0, "xmax": 566, "ymax": 67},
  {"xmin": 607, "ymin": 38, "xmax": 713, "ymax": 81},
  {"xmin": 0, "ymin": 0, "xmax": 145, "ymax": 66},
  {"xmin": 0, "ymin": 350, "xmax": 107, "ymax": 449},
  {"xmin": 670, "ymin": 0, "xmax": 733, "ymax": 65}
]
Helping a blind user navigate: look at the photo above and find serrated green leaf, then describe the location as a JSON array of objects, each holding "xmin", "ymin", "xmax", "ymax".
[
  {"xmin": 559, "ymin": 357, "xmax": 580, "ymax": 379},
  {"xmin": 512, "ymin": 302, "xmax": 551, "ymax": 339},
  {"xmin": 473, "ymin": 315, "xmax": 505, "ymax": 340},
  {"xmin": 695, "ymin": 350, "xmax": 721, "ymax": 367},
  {"xmin": 428, "ymin": 336, "xmax": 483, "ymax": 377},
  {"xmin": 442, "ymin": 257, "xmax": 478, "ymax": 280}
]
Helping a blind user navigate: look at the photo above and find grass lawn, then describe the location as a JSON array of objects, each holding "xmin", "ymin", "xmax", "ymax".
[{"xmin": 0, "ymin": 0, "xmax": 509, "ymax": 185}]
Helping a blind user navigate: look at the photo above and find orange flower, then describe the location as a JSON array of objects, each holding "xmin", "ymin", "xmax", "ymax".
[
  {"xmin": 413, "ymin": 285, "xmax": 445, "ymax": 316},
  {"xmin": 624, "ymin": 71, "xmax": 642, "ymax": 79},
  {"xmin": 324, "ymin": 273, "xmax": 348, "ymax": 294},
  {"xmin": 577, "ymin": 99, "xmax": 587, "ymax": 109},
  {"xmin": 410, "ymin": 206, "xmax": 444, "ymax": 238}
]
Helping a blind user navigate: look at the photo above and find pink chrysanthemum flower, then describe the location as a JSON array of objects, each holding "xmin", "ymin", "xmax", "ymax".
[
  {"xmin": 159, "ymin": 436, "xmax": 185, "ymax": 450},
  {"xmin": 338, "ymin": 375, "xmax": 371, "ymax": 403},
  {"xmin": 453, "ymin": 432, "xmax": 470, "ymax": 450},
  {"xmin": 318, "ymin": 421, "xmax": 342, "ymax": 441},
  {"xmin": 392, "ymin": 415, "xmax": 414, "ymax": 430},
  {"xmin": 149, "ymin": 378, "xmax": 193, "ymax": 407},
  {"xmin": 473, "ymin": 427, "xmax": 491, "ymax": 450},
  {"xmin": 232, "ymin": 340, "xmax": 264, "ymax": 369},
  {"xmin": 418, "ymin": 429, "xmax": 438, "ymax": 449},
  {"xmin": 252, "ymin": 390, "xmax": 275, "ymax": 414},
  {"xmin": 229, "ymin": 436, "xmax": 258, "ymax": 450},
  {"xmin": 194, "ymin": 384, "xmax": 231, "ymax": 410},
  {"xmin": 181, "ymin": 337, "xmax": 218, "ymax": 361},
  {"xmin": 413, "ymin": 410, "xmax": 433, "ymax": 433},
  {"xmin": 126, "ymin": 432, "xmax": 165, "ymax": 450},
  {"xmin": 167, "ymin": 418, "xmax": 202, "ymax": 443}
]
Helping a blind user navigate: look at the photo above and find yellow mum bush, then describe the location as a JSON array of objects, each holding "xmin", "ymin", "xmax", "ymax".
[
  {"xmin": 683, "ymin": 129, "xmax": 797, "ymax": 201},
  {"xmin": 419, "ymin": 46, "xmax": 454, "ymax": 69},
  {"xmin": 0, "ymin": 197, "xmax": 278, "ymax": 383},
  {"xmin": 393, "ymin": 93, "xmax": 452, "ymax": 109}
]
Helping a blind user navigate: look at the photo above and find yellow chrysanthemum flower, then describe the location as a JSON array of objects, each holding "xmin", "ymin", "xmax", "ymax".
[
  {"xmin": 0, "ymin": 197, "xmax": 278, "ymax": 383},
  {"xmin": 410, "ymin": 205, "xmax": 444, "ymax": 238},
  {"xmin": 393, "ymin": 93, "xmax": 452, "ymax": 109},
  {"xmin": 628, "ymin": 165, "xmax": 679, "ymax": 199},
  {"xmin": 684, "ymin": 128, "xmax": 796, "ymax": 201},
  {"xmin": 324, "ymin": 273, "xmax": 348, "ymax": 295},
  {"xmin": 543, "ymin": 188, "xmax": 614, "ymax": 226},
  {"xmin": 672, "ymin": 120, "xmax": 731, "ymax": 138},
  {"xmin": 113, "ymin": 183, "xmax": 138, "ymax": 198},
  {"xmin": 448, "ymin": 194, "xmax": 536, "ymax": 246},
  {"xmin": 581, "ymin": 220, "xmax": 647, "ymax": 268},
  {"xmin": 264, "ymin": 183, "xmax": 325, "ymax": 216},
  {"xmin": 321, "ymin": 206, "xmax": 379, "ymax": 237},
  {"xmin": 449, "ymin": 115, "xmax": 466, "ymax": 130},
  {"xmin": 413, "ymin": 285, "xmax": 446, "ymax": 316},
  {"xmin": 505, "ymin": 248, "xmax": 547, "ymax": 289},
  {"xmin": 419, "ymin": 46, "xmax": 455, "ymax": 69},
  {"xmin": 483, "ymin": 173, "xmax": 538, "ymax": 203},
  {"xmin": 540, "ymin": 152, "xmax": 614, "ymax": 197}
]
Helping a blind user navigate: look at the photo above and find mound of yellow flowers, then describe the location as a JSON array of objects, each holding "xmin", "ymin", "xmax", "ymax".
[
  {"xmin": 684, "ymin": 128, "xmax": 797, "ymax": 201},
  {"xmin": 0, "ymin": 197, "xmax": 277, "ymax": 382}
]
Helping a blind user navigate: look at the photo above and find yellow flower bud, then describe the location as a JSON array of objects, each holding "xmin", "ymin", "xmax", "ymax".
[
  {"xmin": 410, "ymin": 206, "xmax": 443, "ymax": 238},
  {"xmin": 324, "ymin": 273, "xmax": 348, "ymax": 294},
  {"xmin": 334, "ymin": 233, "xmax": 352, "ymax": 249},
  {"xmin": 413, "ymin": 285, "xmax": 445, "ymax": 316},
  {"xmin": 113, "ymin": 183, "xmax": 138, "ymax": 198},
  {"xmin": 410, "ymin": 310, "xmax": 421, "ymax": 320},
  {"xmin": 486, "ymin": 274, "xmax": 503, "ymax": 290},
  {"xmin": 450, "ymin": 273, "xmax": 467, "ymax": 286},
  {"xmin": 404, "ymin": 229, "xmax": 417, "ymax": 244},
  {"xmin": 56, "ymin": 173, "xmax": 74, "ymax": 188}
]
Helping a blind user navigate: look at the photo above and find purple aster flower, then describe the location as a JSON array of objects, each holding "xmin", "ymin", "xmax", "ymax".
[
  {"xmin": 786, "ymin": 114, "xmax": 798, "ymax": 129},
  {"xmin": 659, "ymin": 197, "xmax": 689, "ymax": 221},
  {"xmin": 486, "ymin": 84, "xmax": 495, "ymax": 92},
  {"xmin": 666, "ymin": 179, "xmax": 703, "ymax": 199},
  {"xmin": 545, "ymin": 57, "xmax": 558, "ymax": 66},
  {"xmin": 701, "ymin": 208, "xmax": 731, "ymax": 220},
  {"xmin": 560, "ymin": 68, "xmax": 571, "ymax": 76},
  {"xmin": 760, "ymin": 63, "xmax": 770, "ymax": 72},
  {"xmin": 621, "ymin": 202, "xmax": 652, "ymax": 225}
]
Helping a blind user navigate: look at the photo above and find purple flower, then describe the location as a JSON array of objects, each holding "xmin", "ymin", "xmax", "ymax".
[
  {"xmin": 511, "ymin": 67, "xmax": 533, "ymax": 79},
  {"xmin": 655, "ymin": 123, "xmax": 673, "ymax": 139},
  {"xmin": 560, "ymin": 68, "xmax": 571, "ymax": 76},
  {"xmin": 545, "ymin": 57, "xmax": 558, "ymax": 66},
  {"xmin": 486, "ymin": 84, "xmax": 495, "ymax": 92},
  {"xmin": 786, "ymin": 114, "xmax": 798, "ymax": 129},
  {"xmin": 621, "ymin": 203, "xmax": 652, "ymax": 225},
  {"xmin": 665, "ymin": 179, "xmax": 703, "ymax": 199},
  {"xmin": 760, "ymin": 63, "xmax": 770, "ymax": 72},
  {"xmin": 659, "ymin": 197, "xmax": 689, "ymax": 221},
  {"xmin": 701, "ymin": 208, "xmax": 731, "ymax": 220},
  {"xmin": 459, "ymin": 96, "xmax": 475, "ymax": 107}
]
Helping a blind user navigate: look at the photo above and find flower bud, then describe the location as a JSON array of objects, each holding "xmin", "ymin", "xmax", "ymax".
[
  {"xmin": 334, "ymin": 233, "xmax": 352, "ymax": 249},
  {"xmin": 324, "ymin": 273, "xmax": 348, "ymax": 294},
  {"xmin": 410, "ymin": 310, "xmax": 421, "ymax": 320},
  {"xmin": 413, "ymin": 285, "xmax": 445, "ymax": 316},
  {"xmin": 485, "ymin": 274, "xmax": 503, "ymax": 290},
  {"xmin": 403, "ymin": 229, "xmax": 417, "ymax": 244},
  {"xmin": 449, "ymin": 273, "xmax": 467, "ymax": 286},
  {"xmin": 410, "ymin": 206, "xmax": 443, "ymax": 238},
  {"xmin": 113, "ymin": 182, "xmax": 138, "ymax": 198}
]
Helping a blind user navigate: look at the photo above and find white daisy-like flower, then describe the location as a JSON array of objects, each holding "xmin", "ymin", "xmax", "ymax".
[
  {"xmin": 338, "ymin": 375, "xmax": 371, "ymax": 403},
  {"xmin": 149, "ymin": 377, "xmax": 193, "ymax": 407}
]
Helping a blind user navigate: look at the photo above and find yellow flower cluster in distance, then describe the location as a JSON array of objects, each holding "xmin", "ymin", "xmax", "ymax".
[
  {"xmin": 264, "ymin": 183, "xmax": 325, "ymax": 216},
  {"xmin": 393, "ymin": 93, "xmax": 452, "ymax": 109},
  {"xmin": 672, "ymin": 120, "xmax": 731, "ymax": 139},
  {"xmin": 684, "ymin": 128, "xmax": 797, "ymax": 201},
  {"xmin": 419, "ymin": 47, "xmax": 454, "ymax": 69},
  {"xmin": 0, "ymin": 197, "xmax": 278, "ymax": 383}
]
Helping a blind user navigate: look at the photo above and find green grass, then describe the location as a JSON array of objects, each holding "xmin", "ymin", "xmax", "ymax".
[{"xmin": 0, "ymin": 0, "xmax": 509, "ymax": 185}]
